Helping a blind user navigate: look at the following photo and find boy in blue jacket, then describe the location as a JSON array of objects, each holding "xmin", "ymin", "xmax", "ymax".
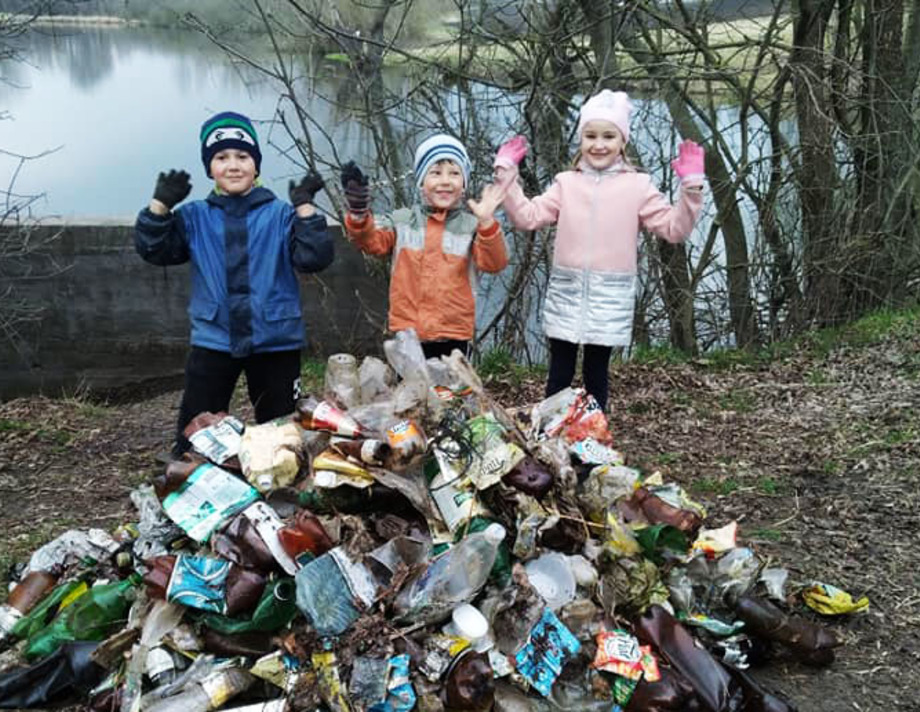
[{"xmin": 135, "ymin": 111, "xmax": 334, "ymax": 456}]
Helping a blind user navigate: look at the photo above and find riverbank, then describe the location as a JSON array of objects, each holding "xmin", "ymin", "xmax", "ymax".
[{"xmin": 3, "ymin": 13, "xmax": 142, "ymax": 27}]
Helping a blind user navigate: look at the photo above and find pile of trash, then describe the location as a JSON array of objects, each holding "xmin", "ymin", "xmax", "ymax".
[{"xmin": 0, "ymin": 329, "xmax": 869, "ymax": 711}]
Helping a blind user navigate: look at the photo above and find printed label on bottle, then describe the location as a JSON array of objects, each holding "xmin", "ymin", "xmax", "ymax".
[{"xmin": 241, "ymin": 501, "xmax": 299, "ymax": 575}]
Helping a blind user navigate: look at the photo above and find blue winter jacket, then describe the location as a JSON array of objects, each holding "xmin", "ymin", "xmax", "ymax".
[{"xmin": 135, "ymin": 187, "xmax": 334, "ymax": 357}]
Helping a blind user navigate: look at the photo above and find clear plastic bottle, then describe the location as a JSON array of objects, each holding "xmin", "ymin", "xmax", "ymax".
[
  {"xmin": 395, "ymin": 523, "xmax": 506, "ymax": 625},
  {"xmin": 144, "ymin": 668, "xmax": 253, "ymax": 712}
]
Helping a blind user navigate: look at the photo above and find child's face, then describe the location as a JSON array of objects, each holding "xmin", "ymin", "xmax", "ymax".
[
  {"xmin": 421, "ymin": 160, "xmax": 464, "ymax": 210},
  {"xmin": 580, "ymin": 120, "xmax": 625, "ymax": 171},
  {"xmin": 210, "ymin": 149, "xmax": 257, "ymax": 195}
]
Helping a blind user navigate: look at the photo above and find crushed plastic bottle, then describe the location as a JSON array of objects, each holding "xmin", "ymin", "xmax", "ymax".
[
  {"xmin": 395, "ymin": 523, "xmax": 506, "ymax": 625},
  {"xmin": 144, "ymin": 668, "xmax": 254, "ymax": 712}
]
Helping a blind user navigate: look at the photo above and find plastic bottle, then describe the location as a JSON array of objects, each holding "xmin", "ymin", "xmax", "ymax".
[
  {"xmin": 395, "ymin": 523, "xmax": 506, "ymax": 625},
  {"xmin": 0, "ymin": 570, "xmax": 58, "ymax": 643},
  {"xmin": 24, "ymin": 577, "xmax": 137, "ymax": 661},
  {"xmin": 144, "ymin": 668, "xmax": 254, "ymax": 712}
]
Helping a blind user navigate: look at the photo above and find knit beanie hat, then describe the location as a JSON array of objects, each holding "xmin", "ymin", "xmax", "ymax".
[
  {"xmin": 200, "ymin": 111, "xmax": 262, "ymax": 177},
  {"xmin": 576, "ymin": 90, "xmax": 633, "ymax": 143},
  {"xmin": 413, "ymin": 134, "xmax": 471, "ymax": 188}
]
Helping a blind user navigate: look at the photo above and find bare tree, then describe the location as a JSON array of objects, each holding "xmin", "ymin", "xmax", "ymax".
[{"xmin": 188, "ymin": 0, "xmax": 920, "ymax": 359}]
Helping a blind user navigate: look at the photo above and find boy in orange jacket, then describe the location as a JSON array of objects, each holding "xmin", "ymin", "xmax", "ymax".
[{"xmin": 341, "ymin": 134, "xmax": 508, "ymax": 359}]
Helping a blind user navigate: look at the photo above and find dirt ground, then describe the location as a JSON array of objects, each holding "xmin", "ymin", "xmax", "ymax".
[{"xmin": 1, "ymin": 319, "xmax": 917, "ymax": 711}]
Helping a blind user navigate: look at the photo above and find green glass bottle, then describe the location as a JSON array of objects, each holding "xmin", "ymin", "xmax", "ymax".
[
  {"xmin": 198, "ymin": 578, "xmax": 298, "ymax": 635},
  {"xmin": 24, "ymin": 576, "xmax": 138, "ymax": 661}
]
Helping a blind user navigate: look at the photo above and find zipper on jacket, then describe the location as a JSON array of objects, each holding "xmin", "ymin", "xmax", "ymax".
[{"xmin": 579, "ymin": 172, "xmax": 602, "ymax": 343}]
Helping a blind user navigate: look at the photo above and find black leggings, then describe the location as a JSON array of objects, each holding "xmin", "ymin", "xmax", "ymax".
[
  {"xmin": 546, "ymin": 338, "xmax": 613, "ymax": 411},
  {"xmin": 173, "ymin": 346, "xmax": 301, "ymax": 455},
  {"xmin": 421, "ymin": 340, "xmax": 469, "ymax": 359}
]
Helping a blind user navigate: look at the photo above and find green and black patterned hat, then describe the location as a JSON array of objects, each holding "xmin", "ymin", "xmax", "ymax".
[{"xmin": 200, "ymin": 111, "xmax": 262, "ymax": 177}]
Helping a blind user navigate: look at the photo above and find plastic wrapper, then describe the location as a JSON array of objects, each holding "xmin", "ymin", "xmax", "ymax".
[
  {"xmin": 529, "ymin": 388, "xmax": 613, "ymax": 445},
  {"xmin": 598, "ymin": 557, "xmax": 669, "ymax": 616},
  {"xmin": 183, "ymin": 411, "xmax": 244, "ymax": 469},
  {"xmin": 692, "ymin": 521, "xmax": 739, "ymax": 557},
  {"xmin": 569, "ymin": 437, "xmax": 625, "ymax": 466},
  {"xmin": 24, "ymin": 529, "xmax": 119, "ymax": 577},
  {"xmin": 513, "ymin": 608, "xmax": 581, "ymax": 697},
  {"xmin": 759, "ymin": 568, "xmax": 789, "ymax": 603},
  {"xmin": 383, "ymin": 328, "xmax": 429, "ymax": 381},
  {"xmin": 161, "ymin": 464, "xmax": 259, "ymax": 543},
  {"xmin": 324, "ymin": 352, "xmax": 361, "ymax": 410},
  {"xmin": 295, "ymin": 548, "xmax": 375, "ymax": 636},
  {"xmin": 801, "ymin": 582, "xmax": 869, "ymax": 615},
  {"xmin": 130, "ymin": 485, "xmax": 187, "ymax": 560},
  {"xmin": 578, "ymin": 465, "xmax": 640, "ymax": 522}
]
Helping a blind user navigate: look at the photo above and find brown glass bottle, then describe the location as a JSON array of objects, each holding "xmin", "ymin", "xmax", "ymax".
[
  {"xmin": 152, "ymin": 455, "xmax": 207, "ymax": 499},
  {"xmin": 6, "ymin": 570, "xmax": 58, "ymax": 615},
  {"xmin": 277, "ymin": 510, "xmax": 334, "ymax": 559},
  {"xmin": 331, "ymin": 438, "xmax": 392, "ymax": 466},
  {"xmin": 143, "ymin": 555, "xmax": 178, "ymax": 600}
]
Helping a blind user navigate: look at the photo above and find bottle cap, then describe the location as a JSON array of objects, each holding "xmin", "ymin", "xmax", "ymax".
[
  {"xmin": 448, "ymin": 603, "xmax": 489, "ymax": 642},
  {"xmin": 483, "ymin": 523, "xmax": 506, "ymax": 544}
]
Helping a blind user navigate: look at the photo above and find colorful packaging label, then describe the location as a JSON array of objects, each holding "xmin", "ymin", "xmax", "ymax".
[
  {"xmin": 162, "ymin": 464, "xmax": 259, "ymax": 542},
  {"xmin": 188, "ymin": 415, "xmax": 244, "ymax": 465},
  {"xmin": 514, "ymin": 608, "xmax": 581, "ymax": 697},
  {"xmin": 166, "ymin": 554, "xmax": 229, "ymax": 613}
]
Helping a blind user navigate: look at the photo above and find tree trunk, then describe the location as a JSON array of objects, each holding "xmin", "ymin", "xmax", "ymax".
[{"xmin": 789, "ymin": 0, "xmax": 840, "ymax": 324}]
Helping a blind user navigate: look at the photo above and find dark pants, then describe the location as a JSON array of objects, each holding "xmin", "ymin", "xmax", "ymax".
[
  {"xmin": 546, "ymin": 338, "xmax": 613, "ymax": 411},
  {"xmin": 421, "ymin": 339, "xmax": 469, "ymax": 360},
  {"xmin": 173, "ymin": 346, "xmax": 301, "ymax": 455}
]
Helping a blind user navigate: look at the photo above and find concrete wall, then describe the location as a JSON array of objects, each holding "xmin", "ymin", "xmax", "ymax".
[{"xmin": 0, "ymin": 219, "xmax": 389, "ymax": 399}]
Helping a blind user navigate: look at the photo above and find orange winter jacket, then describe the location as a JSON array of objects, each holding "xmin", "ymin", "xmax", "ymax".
[{"xmin": 344, "ymin": 204, "xmax": 508, "ymax": 342}]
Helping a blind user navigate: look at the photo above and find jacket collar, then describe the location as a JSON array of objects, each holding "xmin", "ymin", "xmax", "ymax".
[
  {"xmin": 421, "ymin": 202, "xmax": 461, "ymax": 222},
  {"xmin": 206, "ymin": 186, "xmax": 275, "ymax": 213},
  {"xmin": 577, "ymin": 157, "xmax": 632, "ymax": 178}
]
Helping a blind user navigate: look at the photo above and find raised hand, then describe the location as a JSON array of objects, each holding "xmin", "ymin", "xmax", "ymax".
[
  {"xmin": 153, "ymin": 170, "xmax": 192, "ymax": 209},
  {"xmin": 289, "ymin": 171, "xmax": 325, "ymax": 207},
  {"xmin": 340, "ymin": 160, "xmax": 370, "ymax": 217},
  {"xmin": 467, "ymin": 182, "xmax": 509, "ymax": 225},
  {"xmin": 494, "ymin": 135, "xmax": 528, "ymax": 169},
  {"xmin": 670, "ymin": 140, "xmax": 705, "ymax": 183}
]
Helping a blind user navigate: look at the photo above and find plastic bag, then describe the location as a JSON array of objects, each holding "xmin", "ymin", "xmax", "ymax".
[{"xmin": 358, "ymin": 356, "xmax": 393, "ymax": 404}]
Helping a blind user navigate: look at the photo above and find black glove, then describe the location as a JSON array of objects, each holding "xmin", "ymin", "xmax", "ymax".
[
  {"xmin": 340, "ymin": 160, "xmax": 370, "ymax": 216},
  {"xmin": 153, "ymin": 170, "xmax": 192, "ymax": 210},
  {"xmin": 289, "ymin": 171, "xmax": 325, "ymax": 208}
]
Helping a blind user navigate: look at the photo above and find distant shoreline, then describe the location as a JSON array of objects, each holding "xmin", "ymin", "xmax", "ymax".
[{"xmin": 3, "ymin": 14, "xmax": 143, "ymax": 27}]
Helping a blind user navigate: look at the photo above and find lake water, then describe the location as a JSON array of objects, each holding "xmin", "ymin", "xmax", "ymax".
[
  {"xmin": 1, "ymin": 25, "xmax": 414, "ymax": 219},
  {"xmin": 3, "ymin": 23, "xmax": 782, "ymax": 353}
]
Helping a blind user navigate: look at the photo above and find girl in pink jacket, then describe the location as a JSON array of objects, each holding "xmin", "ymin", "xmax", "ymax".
[{"xmin": 494, "ymin": 89, "xmax": 705, "ymax": 410}]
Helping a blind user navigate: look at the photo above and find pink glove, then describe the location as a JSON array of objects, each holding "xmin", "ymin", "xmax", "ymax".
[
  {"xmin": 670, "ymin": 139, "xmax": 705, "ymax": 185},
  {"xmin": 494, "ymin": 135, "xmax": 528, "ymax": 169}
]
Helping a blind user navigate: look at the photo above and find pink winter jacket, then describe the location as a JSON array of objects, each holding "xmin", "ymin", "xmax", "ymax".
[
  {"xmin": 501, "ymin": 161, "xmax": 704, "ymax": 345},
  {"xmin": 502, "ymin": 162, "xmax": 703, "ymax": 273}
]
